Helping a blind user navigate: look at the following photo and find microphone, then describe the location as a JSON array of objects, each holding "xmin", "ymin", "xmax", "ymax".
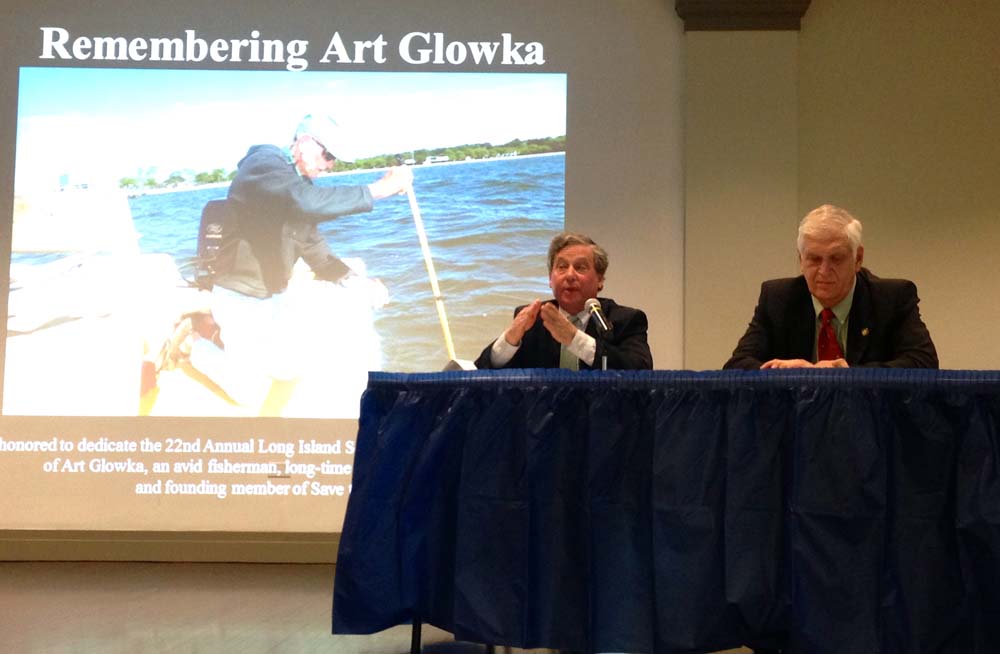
[{"xmin": 585, "ymin": 298, "xmax": 610, "ymax": 333}]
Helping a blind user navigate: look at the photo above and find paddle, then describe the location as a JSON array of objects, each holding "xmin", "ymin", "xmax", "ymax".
[{"xmin": 398, "ymin": 159, "xmax": 457, "ymax": 361}]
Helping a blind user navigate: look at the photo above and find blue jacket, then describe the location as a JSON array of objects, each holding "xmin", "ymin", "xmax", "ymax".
[{"xmin": 213, "ymin": 144, "xmax": 374, "ymax": 298}]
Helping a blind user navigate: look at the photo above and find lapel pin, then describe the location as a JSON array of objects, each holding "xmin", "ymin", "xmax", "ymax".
[{"xmin": 861, "ymin": 327, "xmax": 870, "ymax": 337}]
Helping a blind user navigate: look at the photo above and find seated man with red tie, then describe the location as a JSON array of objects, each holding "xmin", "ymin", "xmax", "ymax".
[
  {"xmin": 723, "ymin": 204, "xmax": 938, "ymax": 370},
  {"xmin": 475, "ymin": 232, "xmax": 653, "ymax": 370}
]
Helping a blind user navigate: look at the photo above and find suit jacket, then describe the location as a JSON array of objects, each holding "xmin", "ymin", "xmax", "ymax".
[
  {"xmin": 723, "ymin": 268, "xmax": 938, "ymax": 370},
  {"xmin": 475, "ymin": 297, "xmax": 653, "ymax": 370}
]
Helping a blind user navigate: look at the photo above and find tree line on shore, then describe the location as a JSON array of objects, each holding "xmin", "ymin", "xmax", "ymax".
[{"xmin": 119, "ymin": 135, "xmax": 565, "ymax": 191}]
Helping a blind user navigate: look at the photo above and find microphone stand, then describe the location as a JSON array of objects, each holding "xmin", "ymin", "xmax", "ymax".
[
  {"xmin": 586, "ymin": 300, "xmax": 611, "ymax": 370},
  {"xmin": 592, "ymin": 319, "xmax": 610, "ymax": 371}
]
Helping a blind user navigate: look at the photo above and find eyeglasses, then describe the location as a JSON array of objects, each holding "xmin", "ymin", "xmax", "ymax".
[{"xmin": 307, "ymin": 135, "xmax": 335, "ymax": 163}]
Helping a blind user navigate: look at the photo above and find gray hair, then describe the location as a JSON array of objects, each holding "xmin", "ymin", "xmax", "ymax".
[
  {"xmin": 797, "ymin": 204, "xmax": 863, "ymax": 254},
  {"xmin": 547, "ymin": 232, "xmax": 609, "ymax": 276}
]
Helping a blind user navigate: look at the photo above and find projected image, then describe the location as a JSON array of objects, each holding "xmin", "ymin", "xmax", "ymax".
[{"xmin": 6, "ymin": 68, "xmax": 566, "ymax": 419}]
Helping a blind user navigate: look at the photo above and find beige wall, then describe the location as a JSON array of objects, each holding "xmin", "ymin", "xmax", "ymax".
[
  {"xmin": 684, "ymin": 31, "xmax": 799, "ymax": 370},
  {"xmin": 568, "ymin": 0, "xmax": 686, "ymax": 370},
  {"xmin": 685, "ymin": 0, "xmax": 1000, "ymax": 370}
]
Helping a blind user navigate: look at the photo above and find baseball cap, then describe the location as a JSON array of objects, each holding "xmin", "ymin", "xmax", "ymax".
[{"xmin": 294, "ymin": 113, "xmax": 358, "ymax": 163}]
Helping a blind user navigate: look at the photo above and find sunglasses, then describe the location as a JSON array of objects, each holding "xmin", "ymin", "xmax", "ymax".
[{"xmin": 321, "ymin": 148, "xmax": 335, "ymax": 163}]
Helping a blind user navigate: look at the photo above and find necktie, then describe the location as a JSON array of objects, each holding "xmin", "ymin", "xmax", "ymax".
[
  {"xmin": 559, "ymin": 315, "xmax": 581, "ymax": 370},
  {"xmin": 817, "ymin": 308, "xmax": 843, "ymax": 361}
]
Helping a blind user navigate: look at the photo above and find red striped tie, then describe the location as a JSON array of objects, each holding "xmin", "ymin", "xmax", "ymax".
[{"xmin": 818, "ymin": 308, "xmax": 843, "ymax": 361}]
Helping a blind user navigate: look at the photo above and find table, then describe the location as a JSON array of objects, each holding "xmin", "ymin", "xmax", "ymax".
[{"xmin": 333, "ymin": 369, "xmax": 1000, "ymax": 653}]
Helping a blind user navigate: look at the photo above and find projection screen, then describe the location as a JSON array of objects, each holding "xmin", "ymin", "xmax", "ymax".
[{"xmin": 0, "ymin": 0, "xmax": 684, "ymax": 539}]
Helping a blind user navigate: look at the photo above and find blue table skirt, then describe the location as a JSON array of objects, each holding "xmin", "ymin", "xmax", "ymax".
[{"xmin": 333, "ymin": 369, "xmax": 1000, "ymax": 653}]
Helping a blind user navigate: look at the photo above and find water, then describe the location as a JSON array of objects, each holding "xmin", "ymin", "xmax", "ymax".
[{"xmin": 128, "ymin": 154, "xmax": 565, "ymax": 372}]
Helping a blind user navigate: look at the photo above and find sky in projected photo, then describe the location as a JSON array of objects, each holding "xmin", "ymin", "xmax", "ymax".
[
  {"xmin": 7, "ymin": 68, "xmax": 566, "ymax": 418},
  {"xmin": 15, "ymin": 68, "xmax": 566, "ymax": 191}
]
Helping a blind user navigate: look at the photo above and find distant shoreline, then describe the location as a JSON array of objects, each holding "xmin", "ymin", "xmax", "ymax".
[{"xmin": 126, "ymin": 151, "xmax": 566, "ymax": 198}]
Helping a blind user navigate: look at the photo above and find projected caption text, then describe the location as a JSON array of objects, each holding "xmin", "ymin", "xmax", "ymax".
[{"xmin": 0, "ymin": 435, "xmax": 355, "ymax": 500}]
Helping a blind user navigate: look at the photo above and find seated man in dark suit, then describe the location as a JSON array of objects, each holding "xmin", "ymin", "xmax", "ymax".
[
  {"xmin": 724, "ymin": 204, "xmax": 938, "ymax": 370},
  {"xmin": 475, "ymin": 232, "xmax": 653, "ymax": 370}
]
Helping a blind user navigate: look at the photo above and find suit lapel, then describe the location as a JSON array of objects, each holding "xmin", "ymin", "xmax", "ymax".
[
  {"xmin": 583, "ymin": 307, "xmax": 602, "ymax": 338},
  {"xmin": 846, "ymin": 272, "xmax": 871, "ymax": 365},
  {"xmin": 791, "ymin": 279, "xmax": 817, "ymax": 361},
  {"xmin": 539, "ymin": 301, "xmax": 562, "ymax": 366}
]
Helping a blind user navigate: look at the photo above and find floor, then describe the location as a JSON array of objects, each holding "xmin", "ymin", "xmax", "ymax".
[{"xmin": 0, "ymin": 561, "xmax": 751, "ymax": 653}]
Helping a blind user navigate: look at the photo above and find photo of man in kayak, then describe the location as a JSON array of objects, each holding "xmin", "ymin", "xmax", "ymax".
[{"xmin": 163, "ymin": 113, "xmax": 413, "ymax": 414}]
